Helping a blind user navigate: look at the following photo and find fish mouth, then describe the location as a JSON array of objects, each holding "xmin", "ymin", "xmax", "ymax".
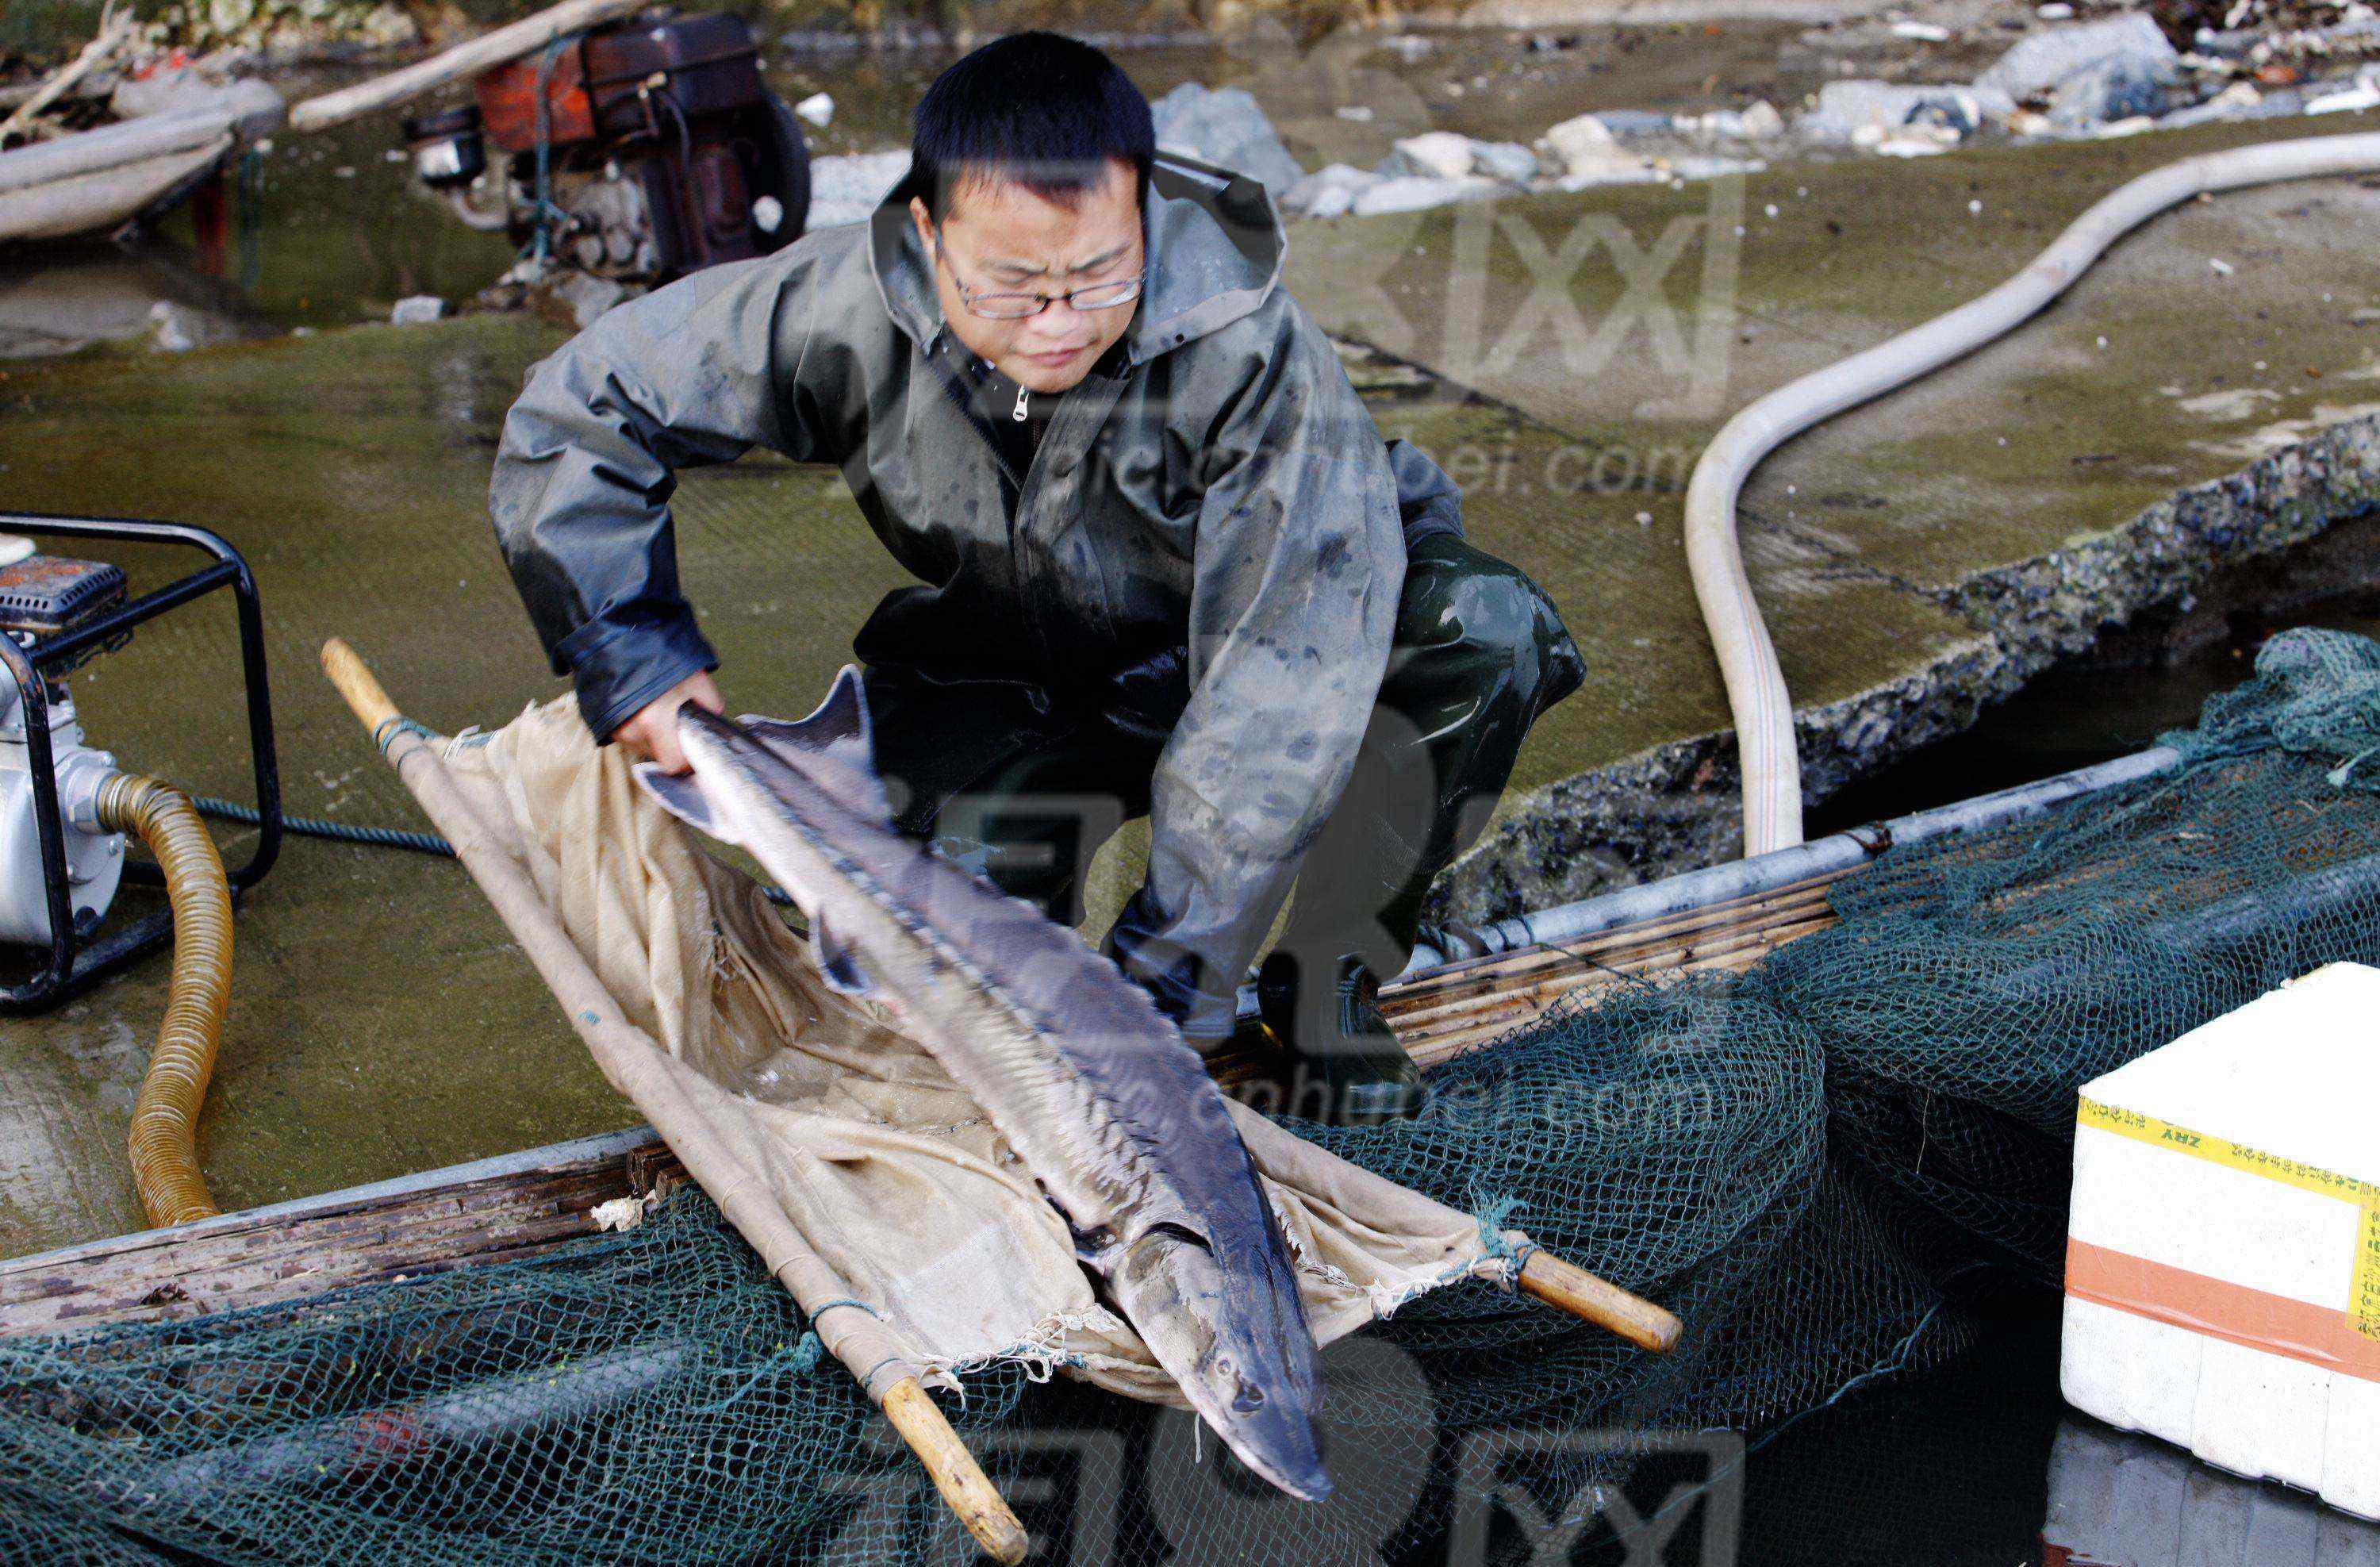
[
  {"xmin": 1119, "ymin": 1227, "xmax": 1331, "ymax": 1503},
  {"xmin": 1231, "ymin": 1429, "xmax": 1333, "ymax": 1504}
]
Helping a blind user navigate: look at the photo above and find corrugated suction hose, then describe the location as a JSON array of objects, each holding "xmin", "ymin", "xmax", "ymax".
[{"xmin": 99, "ymin": 774, "xmax": 234, "ymax": 1227}]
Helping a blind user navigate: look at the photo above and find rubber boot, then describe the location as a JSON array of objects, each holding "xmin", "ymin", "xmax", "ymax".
[{"xmin": 1257, "ymin": 951, "xmax": 1424, "ymax": 1127}]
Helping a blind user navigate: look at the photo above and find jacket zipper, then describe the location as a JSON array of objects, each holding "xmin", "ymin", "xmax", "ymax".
[{"xmin": 927, "ymin": 339, "xmax": 1050, "ymax": 674}]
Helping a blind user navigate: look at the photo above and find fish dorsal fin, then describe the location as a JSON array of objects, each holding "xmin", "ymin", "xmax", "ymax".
[
  {"xmin": 739, "ymin": 666, "xmax": 894, "ymax": 824},
  {"xmin": 634, "ymin": 762, "xmax": 726, "ymax": 840}
]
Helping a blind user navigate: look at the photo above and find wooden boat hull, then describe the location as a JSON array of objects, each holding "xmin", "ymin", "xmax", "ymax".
[
  {"xmin": 0, "ymin": 83, "xmax": 280, "ymax": 248},
  {"xmin": 0, "ymin": 135, "xmax": 230, "ymax": 245}
]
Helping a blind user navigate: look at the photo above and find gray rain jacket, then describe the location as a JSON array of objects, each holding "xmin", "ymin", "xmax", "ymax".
[{"xmin": 492, "ymin": 155, "xmax": 1464, "ymax": 1039}]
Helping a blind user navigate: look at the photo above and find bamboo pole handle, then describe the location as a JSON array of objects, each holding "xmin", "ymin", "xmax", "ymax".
[
  {"xmin": 321, "ymin": 638, "xmax": 402, "ymax": 740},
  {"xmin": 881, "ymin": 1377, "xmax": 1030, "ymax": 1565},
  {"xmin": 320, "ymin": 639, "xmax": 1031, "ymax": 1565},
  {"xmin": 1518, "ymin": 1253, "xmax": 1681, "ymax": 1354}
]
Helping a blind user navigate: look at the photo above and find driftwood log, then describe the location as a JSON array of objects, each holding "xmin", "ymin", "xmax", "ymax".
[{"xmin": 288, "ymin": 0, "xmax": 650, "ymax": 134}]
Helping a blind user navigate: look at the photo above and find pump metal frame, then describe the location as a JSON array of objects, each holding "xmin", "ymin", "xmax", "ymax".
[{"xmin": 0, "ymin": 513, "xmax": 280, "ymax": 1012}]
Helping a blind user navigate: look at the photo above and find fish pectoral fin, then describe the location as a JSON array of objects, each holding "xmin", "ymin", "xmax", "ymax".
[
  {"xmin": 633, "ymin": 763, "xmax": 726, "ymax": 840},
  {"xmin": 740, "ymin": 666, "xmax": 896, "ymax": 824},
  {"xmin": 812, "ymin": 915, "xmax": 880, "ymax": 1000}
]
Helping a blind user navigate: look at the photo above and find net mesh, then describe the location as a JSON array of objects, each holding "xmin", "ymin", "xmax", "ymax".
[{"xmin": 9, "ymin": 628, "xmax": 2380, "ymax": 1565}]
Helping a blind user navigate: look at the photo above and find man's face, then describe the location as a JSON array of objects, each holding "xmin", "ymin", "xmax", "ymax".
[{"xmin": 910, "ymin": 159, "xmax": 1143, "ymax": 396}]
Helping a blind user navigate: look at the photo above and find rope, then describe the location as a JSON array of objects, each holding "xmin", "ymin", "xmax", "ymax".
[
  {"xmin": 194, "ymin": 797, "xmax": 455, "ymax": 858},
  {"xmin": 190, "ymin": 795, "xmax": 798, "ymax": 908}
]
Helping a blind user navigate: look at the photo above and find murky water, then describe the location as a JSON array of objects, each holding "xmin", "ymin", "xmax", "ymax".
[
  {"xmin": 1815, "ymin": 515, "xmax": 2380, "ymax": 833},
  {"xmin": 2, "ymin": 21, "xmax": 1835, "ymax": 351}
]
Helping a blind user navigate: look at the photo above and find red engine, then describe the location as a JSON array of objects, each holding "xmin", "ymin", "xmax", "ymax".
[{"xmin": 405, "ymin": 12, "xmax": 809, "ymax": 284}]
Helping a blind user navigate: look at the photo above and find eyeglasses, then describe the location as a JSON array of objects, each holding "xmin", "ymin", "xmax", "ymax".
[{"xmin": 934, "ymin": 238, "xmax": 1144, "ymax": 321}]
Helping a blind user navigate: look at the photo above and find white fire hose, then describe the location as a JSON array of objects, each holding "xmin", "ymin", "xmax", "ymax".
[{"xmin": 1685, "ymin": 131, "xmax": 2380, "ymax": 857}]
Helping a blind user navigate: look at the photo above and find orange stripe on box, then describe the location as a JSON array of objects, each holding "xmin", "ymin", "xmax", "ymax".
[{"xmin": 2067, "ymin": 1238, "xmax": 2380, "ymax": 1384}]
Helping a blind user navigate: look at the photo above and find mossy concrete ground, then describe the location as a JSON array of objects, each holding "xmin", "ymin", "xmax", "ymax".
[
  {"xmin": 4, "ymin": 113, "xmax": 2380, "ymax": 1256},
  {"xmin": 1288, "ymin": 111, "xmax": 2380, "ymax": 916}
]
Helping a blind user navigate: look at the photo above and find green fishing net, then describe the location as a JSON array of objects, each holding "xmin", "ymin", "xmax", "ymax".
[{"xmin": 8, "ymin": 628, "xmax": 2380, "ymax": 1565}]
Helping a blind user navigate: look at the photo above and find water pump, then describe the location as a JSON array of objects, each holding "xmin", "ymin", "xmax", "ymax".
[
  {"xmin": 0, "ymin": 514, "xmax": 279, "ymax": 1015},
  {"xmin": 0, "ymin": 547, "xmax": 129, "ymax": 943}
]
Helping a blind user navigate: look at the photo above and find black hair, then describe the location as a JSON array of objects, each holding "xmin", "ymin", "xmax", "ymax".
[{"xmin": 911, "ymin": 32, "xmax": 1155, "ymax": 221}]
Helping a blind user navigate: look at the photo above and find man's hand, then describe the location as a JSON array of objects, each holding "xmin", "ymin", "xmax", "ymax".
[{"xmin": 612, "ymin": 670, "xmax": 724, "ymax": 774}]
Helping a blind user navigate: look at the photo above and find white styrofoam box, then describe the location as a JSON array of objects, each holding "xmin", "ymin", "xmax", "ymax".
[
  {"xmin": 2063, "ymin": 962, "xmax": 2380, "ymax": 1522},
  {"xmin": 2043, "ymin": 1416, "xmax": 2380, "ymax": 1565}
]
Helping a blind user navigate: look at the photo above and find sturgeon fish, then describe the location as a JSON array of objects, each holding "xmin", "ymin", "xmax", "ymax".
[{"xmin": 635, "ymin": 669, "xmax": 1330, "ymax": 1501}]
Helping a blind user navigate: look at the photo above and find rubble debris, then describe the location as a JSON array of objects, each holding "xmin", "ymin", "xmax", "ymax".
[
  {"xmin": 389, "ymin": 295, "xmax": 445, "ymax": 326},
  {"xmin": 1387, "ymin": 130, "xmax": 1476, "ymax": 180},
  {"xmin": 1981, "ymin": 13, "xmax": 2184, "ymax": 129},
  {"xmin": 1798, "ymin": 82, "xmax": 2013, "ymax": 143},
  {"xmin": 1538, "ymin": 111, "xmax": 1655, "ymax": 184},
  {"xmin": 1353, "ymin": 175, "xmax": 1499, "ymax": 216},
  {"xmin": 2306, "ymin": 63, "xmax": 2380, "ymax": 111},
  {"xmin": 1284, "ymin": 162, "xmax": 1379, "ymax": 219},
  {"xmin": 1380, "ymin": 131, "xmax": 1539, "ymax": 186},
  {"xmin": 1979, "ymin": 13, "xmax": 2182, "ymax": 102},
  {"xmin": 1472, "ymin": 141, "xmax": 1539, "ymax": 183}
]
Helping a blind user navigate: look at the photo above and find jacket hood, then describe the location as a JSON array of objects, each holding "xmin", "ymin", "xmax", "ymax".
[{"xmin": 869, "ymin": 152, "xmax": 1286, "ymax": 369}]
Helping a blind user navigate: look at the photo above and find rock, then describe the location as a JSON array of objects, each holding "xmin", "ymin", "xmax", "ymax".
[
  {"xmin": 804, "ymin": 150, "xmax": 912, "ymax": 229},
  {"xmin": 1284, "ymin": 163, "xmax": 1380, "ymax": 219},
  {"xmin": 794, "ymin": 92, "xmax": 834, "ymax": 128},
  {"xmin": 1392, "ymin": 131, "xmax": 1478, "ymax": 180},
  {"xmin": 1539, "ymin": 112, "xmax": 1653, "ymax": 182},
  {"xmin": 390, "ymin": 295, "xmax": 445, "ymax": 326},
  {"xmin": 1150, "ymin": 83, "xmax": 1304, "ymax": 197},
  {"xmin": 1472, "ymin": 140, "xmax": 1540, "ymax": 183},
  {"xmin": 1350, "ymin": 175, "xmax": 1499, "ymax": 217},
  {"xmin": 1738, "ymin": 99, "xmax": 1786, "ymax": 137},
  {"xmin": 148, "ymin": 302, "xmax": 198, "ymax": 354},
  {"xmin": 550, "ymin": 273, "xmax": 631, "ymax": 330},
  {"xmin": 1587, "ymin": 109, "xmax": 1673, "ymax": 138},
  {"xmin": 1977, "ymin": 14, "xmax": 2179, "ymax": 106}
]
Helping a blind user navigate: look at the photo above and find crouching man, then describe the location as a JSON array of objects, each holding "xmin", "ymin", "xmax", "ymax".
[{"xmin": 491, "ymin": 32, "xmax": 1582, "ymax": 1123}]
